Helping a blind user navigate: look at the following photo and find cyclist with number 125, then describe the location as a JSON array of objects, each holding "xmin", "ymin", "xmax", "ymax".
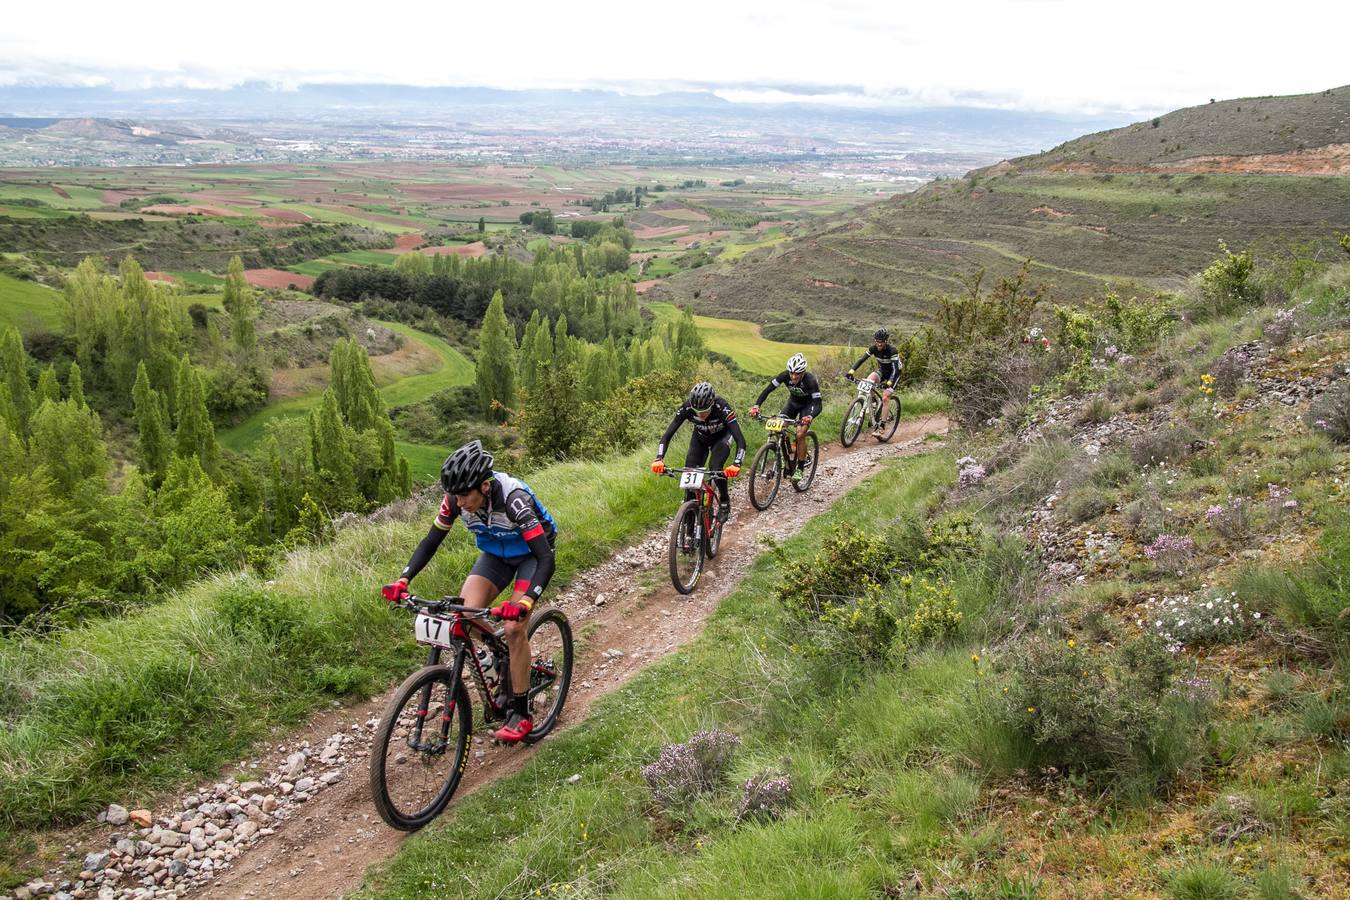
[{"xmin": 380, "ymin": 440, "xmax": 556, "ymax": 744}]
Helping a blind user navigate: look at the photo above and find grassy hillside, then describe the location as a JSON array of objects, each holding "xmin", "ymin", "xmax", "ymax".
[
  {"xmin": 218, "ymin": 321, "xmax": 473, "ymax": 453},
  {"xmin": 0, "ymin": 272, "xmax": 63, "ymax": 333},
  {"xmin": 649, "ymin": 87, "xmax": 1350, "ymax": 341},
  {"xmin": 362, "ymin": 262, "xmax": 1349, "ymax": 899}
]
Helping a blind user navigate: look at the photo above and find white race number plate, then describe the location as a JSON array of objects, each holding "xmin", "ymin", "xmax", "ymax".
[
  {"xmin": 857, "ymin": 379, "xmax": 873, "ymax": 394},
  {"xmin": 679, "ymin": 470, "xmax": 705, "ymax": 489},
  {"xmin": 414, "ymin": 613, "xmax": 456, "ymax": 649}
]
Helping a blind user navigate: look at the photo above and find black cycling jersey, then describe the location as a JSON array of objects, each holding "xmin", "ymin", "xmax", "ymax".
[
  {"xmin": 755, "ymin": 371, "xmax": 823, "ymax": 418},
  {"xmin": 656, "ymin": 397, "xmax": 747, "ymax": 464},
  {"xmin": 852, "ymin": 343, "xmax": 902, "ymax": 388}
]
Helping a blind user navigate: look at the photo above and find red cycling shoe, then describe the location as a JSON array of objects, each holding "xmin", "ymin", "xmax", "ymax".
[{"xmin": 493, "ymin": 712, "xmax": 533, "ymax": 743}]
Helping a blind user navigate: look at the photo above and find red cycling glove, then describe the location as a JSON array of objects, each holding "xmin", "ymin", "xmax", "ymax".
[
  {"xmin": 381, "ymin": 578, "xmax": 409, "ymax": 602},
  {"xmin": 492, "ymin": 600, "xmax": 531, "ymax": 621}
]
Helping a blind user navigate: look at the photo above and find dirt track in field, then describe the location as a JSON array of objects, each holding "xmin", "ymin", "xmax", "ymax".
[{"xmin": 119, "ymin": 416, "xmax": 949, "ymax": 899}]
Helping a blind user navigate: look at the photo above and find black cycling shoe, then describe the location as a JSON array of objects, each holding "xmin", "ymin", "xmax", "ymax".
[{"xmin": 718, "ymin": 501, "xmax": 731, "ymax": 520}]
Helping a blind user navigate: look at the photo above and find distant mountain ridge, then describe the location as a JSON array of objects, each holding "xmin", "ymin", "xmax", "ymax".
[{"xmin": 651, "ymin": 85, "xmax": 1350, "ymax": 341}]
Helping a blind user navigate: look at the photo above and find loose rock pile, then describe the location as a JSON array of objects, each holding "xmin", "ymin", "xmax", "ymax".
[{"xmin": 12, "ymin": 723, "xmax": 377, "ymax": 900}]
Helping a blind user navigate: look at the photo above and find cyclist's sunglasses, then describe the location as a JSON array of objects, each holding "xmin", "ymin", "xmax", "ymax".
[{"xmin": 692, "ymin": 405, "xmax": 713, "ymax": 415}]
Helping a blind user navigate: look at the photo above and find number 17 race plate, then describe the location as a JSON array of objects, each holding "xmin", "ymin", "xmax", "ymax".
[{"xmin": 414, "ymin": 613, "xmax": 456, "ymax": 649}]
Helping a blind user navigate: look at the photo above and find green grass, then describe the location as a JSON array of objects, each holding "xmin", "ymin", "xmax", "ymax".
[
  {"xmin": 358, "ymin": 453, "xmax": 982, "ymax": 898},
  {"xmin": 648, "ymin": 301, "xmax": 849, "ymax": 375},
  {"xmin": 286, "ymin": 259, "xmax": 344, "ymax": 277},
  {"xmin": 274, "ymin": 203, "xmax": 418, "ymax": 234},
  {"xmin": 167, "ymin": 270, "xmax": 225, "ymax": 288},
  {"xmin": 326, "ymin": 249, "xmax": 399, "ymax": 266},
  {"xmin": 0, "ymin": 273, "xmax": 64, "ymax": 333},
  {"xmin": 218, "ymin": 322, "xmax": 472, "ymax": 453},
  {"xmin": 0, "ymin": 442, "xmax": 748, "ymax": 829},
  {"xmin": 719, "ymin": 230, "xmax": 789, "ymax": 262}
]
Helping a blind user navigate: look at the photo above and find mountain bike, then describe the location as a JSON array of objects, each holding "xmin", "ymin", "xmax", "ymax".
[
  {"xmin": 748, "ymin": 413, "xmax": 818, "ymax": 511},
  {"xmin": 840, "ymin": 375, "xmax": 900, "ymax": 447},
  {"xmin": 660, "ymin": 466, "xmax": 727, "ymax": 594},
  {"xmin": 371, "ymin": 594, "xmax": 573, "ymax": 831}
]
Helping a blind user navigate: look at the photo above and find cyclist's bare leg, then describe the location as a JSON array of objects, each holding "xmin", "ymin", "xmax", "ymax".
[
  {"xmin": 794, "ymin": 421, "xmax": 809, "ymax": 462},
  {"xmin": 459, "ymin": 574, "xmax": 532, "ymax": 699}
]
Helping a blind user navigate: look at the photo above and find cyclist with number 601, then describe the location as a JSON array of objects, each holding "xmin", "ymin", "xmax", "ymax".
[
  {"xmin": 749, "ymin": 353, "xmax": 822, "ymax": 485},
  {"xmin": 650, "ymin": 381, "xmax": 746, "ymax": 516},
  {"xmin": 380, "ymin": 440, "xmax": 556, "ymax": 744}
]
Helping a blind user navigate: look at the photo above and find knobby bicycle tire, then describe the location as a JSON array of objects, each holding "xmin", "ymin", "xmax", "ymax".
[
  {"xmin": 370, "ymin": 664, "xmax": 471, "ymax": 831},
  {"xmin": 668, "ymin": 498, "xmax": 704, "ymax": 594},
  {"xmin": 749, "ymin": 441, "xmax": 782, "ymax": 510},
  {"xmin": 522, "ymin": 606, "xmax": 573, "ymax": 743}
]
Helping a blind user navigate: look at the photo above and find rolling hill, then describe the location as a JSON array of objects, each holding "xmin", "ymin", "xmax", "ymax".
[{"xmin": 649, "ymin": 85, "xmax": 1350, "ymax": 342}]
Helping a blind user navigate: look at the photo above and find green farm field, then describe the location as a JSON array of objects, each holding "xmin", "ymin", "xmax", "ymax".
[
  {"xmin": 0, "ymin": 273, "xmax": 64, "ymax": 333},
  {"xmin": 648, "ymin": 301, "xmax": 850, "ymax": 375}
]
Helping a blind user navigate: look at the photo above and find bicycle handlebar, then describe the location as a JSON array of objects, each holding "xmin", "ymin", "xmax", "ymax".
[
  {"xmin": 657, "ymin": 466, "xmax": 726, "ymax": 480},
  {"xmin": 398, "ymin": 594, "xmax": 498, "ymax": 619}
]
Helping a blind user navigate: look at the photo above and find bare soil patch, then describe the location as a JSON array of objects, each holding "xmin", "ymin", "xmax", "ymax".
[
  {"xmin": 634, "ymin": 279, "xmax": 660, "ymax": 294},
  {"xmin": 141, "ymin": 204, "xmax": 244, "ymax": 218},
  {"xmin": 244, "ymin": 269, "xmax": 315, "ymax": 291},
  {"xmin": 259, "ymin": 208, "xmax": 312, "ymax": 223},
  {"xmin": 672, "ymin": 230, "xmax": 731, "ymax": 246},
  {"xmin": 1031, "ymin": 206, "xmax": 1072, "ymax": 218},
  {"xmin": 421, "ymin": 241, "xmax": 486, "ymax": 258},
  {"xmin": 391, "ymin": 233, "xmax": 426, "ymax": 252},
  {"xmin": 633, "ymin": 224, "xmax": 689, "ymax": 240},
  {"xmin": 144, "ymin": 271, "xmax": 176, "ymax": 284}
]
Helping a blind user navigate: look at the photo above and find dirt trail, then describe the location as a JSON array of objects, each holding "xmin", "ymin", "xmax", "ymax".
[{"xmin": 101, "ymin": 416, "xmax": 947, "ymax": 900}]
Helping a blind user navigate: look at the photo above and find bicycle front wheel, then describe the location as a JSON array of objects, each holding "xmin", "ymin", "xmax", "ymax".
[
  {"xmin": 841, "ymin": 399, "xmax": 865, "ymax": 447},
  {"xmin": 523, "ymin": 607, "xmax": 573, "ymax": 743},
  {"xmin": 793, "ymin": 431, "xmax": 820, "ymax": 492},
  {"xmin": 749, "ymin": 441, "xmax": 781, "ymax": 511},
  {"xmin": 876, "ymin": 395, "xmax": 902, "ymax": 442},
  {"xmin": 669, "ymin": 499, "xmax": 704, "ymax": 594},
  {"xmin": 370, "ymin": 664, "xmax": 471, "ymax": 831}
]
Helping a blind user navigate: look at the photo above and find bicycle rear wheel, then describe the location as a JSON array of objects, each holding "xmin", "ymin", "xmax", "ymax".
[
  {"xmin": 523, "ymin": 607, "xmax": 573, "ymax": 743},
  {"xmin": 876, "ymin": 395, "xmax": 902, "ymax": 442},
  {"xmin": 370, "ymin": 664, "xmax": 471, "ymax": 831},
  {"xmin": 749, "ymin": 441, "xmax": 781, "ymax": 511},
  {"xmin": 668, "ymin": 499, "xmax": 704, "ymax": 594},
  {"xmin": 841, "ymin": 398, "xmax": 865, "ymax": 447},
  {"xmin": 792, "ymin": 432, "xmax": 820, "ymax": 492}
]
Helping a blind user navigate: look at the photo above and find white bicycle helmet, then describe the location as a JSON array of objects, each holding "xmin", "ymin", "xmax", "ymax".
[{"xmin": 786, "ymin": 353, "xmax": 808, "ymax": 374}]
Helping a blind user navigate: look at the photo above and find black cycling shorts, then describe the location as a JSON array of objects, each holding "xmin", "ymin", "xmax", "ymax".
[
  {"xmin": 781, "ymin": 398, "xmax": 813, "ymax": 421},
  {"xmin": 467, "ymin": 535, "xmax": 556, "ymax": 594},
  {"xmin": 684, "ymin": 430, "xmax": 733, "ymax": 470}
]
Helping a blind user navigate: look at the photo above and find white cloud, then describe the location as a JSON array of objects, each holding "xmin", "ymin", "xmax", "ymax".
[{"xmin": 1, "ymin": 0, "xmax": 1346, "ymax": 114}]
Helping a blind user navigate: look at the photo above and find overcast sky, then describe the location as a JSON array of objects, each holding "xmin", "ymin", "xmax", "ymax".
[{"xmin": 2, "ymin": 0, "xmax": 1346, "ymax": 115}]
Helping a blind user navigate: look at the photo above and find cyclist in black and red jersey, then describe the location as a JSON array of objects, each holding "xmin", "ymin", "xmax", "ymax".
[
  {"xmin": 848, "ymin": 328, "xmax": 903, "ymax": 436},
  {"xmin": 750, "ymin": 353, "xmax": 822, "ymax": 484},
  {"xmin": 381, "ymin": 440, "xmax": 556, "ymax": 743},
  {"xmin": 650, "ymin": 381, "xmax": 746, "ymax": 518}
]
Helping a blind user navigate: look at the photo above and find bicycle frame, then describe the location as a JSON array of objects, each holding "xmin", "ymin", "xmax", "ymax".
[
  {"xmin": 402, "ymin": 597, "xmax": 514, "ymax": 722},
  {"xmin": 660, "ymin": 466, "xmax": 725, "ymax": 535}
]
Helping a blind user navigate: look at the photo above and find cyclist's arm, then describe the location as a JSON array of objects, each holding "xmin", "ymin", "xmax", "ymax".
[
  {"xmin": 851, "ymin": 350, "xmax": 871, "ymax": 372},
  {"xmin": 655, "ymin": 408, "xmax": 688, "ymax": 460},
  {"xmin": 754, "ymin": 374, "xmax": 784, "ymax": 407},
  {"xmin": 401, "ymin": 523, "xmax": 450, "ymax": 582},
  {"xmin": 726, "ymin": 413, "xmax": 747, "ymax": 465},
  {"xmin": 504, "ymin": 490, "xmax": 555, "ymax": 604}
]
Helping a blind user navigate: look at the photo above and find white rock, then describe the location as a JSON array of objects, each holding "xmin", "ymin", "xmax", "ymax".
[{"xmin": 105, "ymin": 804, "xmax": 130, "ymax": 826}]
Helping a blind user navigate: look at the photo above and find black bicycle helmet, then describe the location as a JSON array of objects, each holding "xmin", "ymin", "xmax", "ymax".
[
  {"xmin": 441, "ymin": 439, "xmax": 494, "ymax": 495},
  {"xmin": 873, "ymin": 328, "xmax": 890, "ymax": 342},
  {"xmin": 688, "ymin": 381, "xmax": 716, "ymax": 410}
]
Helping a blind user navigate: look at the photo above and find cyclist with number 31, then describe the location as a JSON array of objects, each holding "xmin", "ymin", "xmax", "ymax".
[
  {"xmin": 749, "ymin": 353, "xmax": 822, "ymax": 485},
  {"xmin": 380, "ymin": 440, "xmax": 557, "ymax": 744},
  {"xmin": 651, "ymin": 381, "xmax": 746, "ymax": 518}
]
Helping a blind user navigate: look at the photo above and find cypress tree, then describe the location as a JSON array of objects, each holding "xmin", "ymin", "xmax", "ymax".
[
  {"xmin": 0, "ymin": 383, "xmax": 18, "ymax": 436},
  {"xmin": 329, "ymin": 338, "xmax": 352, "ymax": 420},
  {"xmin": 67, "ymin": 362, "xmax": 86, "ymax": 409},
  {"xmin": 222, "ymin": 255, "xmax": 260, "ymax": 365},
  {"xmin": 397, "ymin": 456, "xmax": 412, "ymax": 496},
  {"xmin": 475, "ymin": 291, "xmax": 516, "ymax": 422},
  {"xmin": 0, "ymin": 326, "xmax": 33, "ymax": 434},
  {"xmin": 133, "ymin": 361, "xmax": 169, "ymax": 484},
  {"xmin": 344, "ymin": 343, "xmax": 383, "ymax": 432},
  {"xmin": 518, "ymin": 310, "xmax": 542, "ymax": 394},
  {"xmin": 28, "ymin": 399, "xmax": 108, "ymax": 498},
  {"xmin": 312, "ymin": 389, "xmax": 356, "ymax": 504},
  {"xmin": 266, "ymin": 434, "xmax": 295, "ymax": 535},
  {"xmin": 173, "ymin": 354, "xmax": 217, "ymax": 473},
  {"xmin": 36, "ymin": 365, "xmax": 61, "ymax": 406}
]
